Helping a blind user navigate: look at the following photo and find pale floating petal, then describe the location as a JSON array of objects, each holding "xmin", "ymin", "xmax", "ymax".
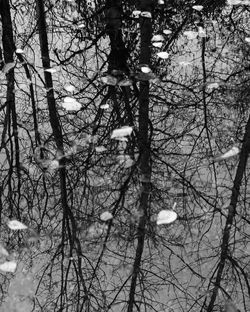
[
  {"xmin": 95, "ymin": 146, "xmax": 107, "ymax": 152},
  {"xmin": 207, "ymin": 82, "xmax": 219, "ymax": 90},
  {"xmin": 7, "ymin": 220, "xmax": 28, "ymax": 230},
  {"xmin": 0, "ymin": 244, "xmax": 9, "ymax": 257},
  {"xmin": 158, "ymin": 0, "xmax": 165, "ymax": 4},
  {"xmin": 16, "ymin": 48, "xmax": 24, "ymax": 54},
  {"xmin": 44, "ymin": 68, "xmax": 57, "ymax": 73},
  {"xmin": 141, "ymin": 66, "xmax": 151, "ymax": 73},
  {"xmin": 64, "ymin": 84, "xmax": 75, "ymax": 92},
  {"xmin": 183, "ymin": 30, "xmax": 198, "ymax": 39},
  {"xmin": 111, "ymin": 126, "xmax": 133, "ymax": 139},
  {"xmin": 0, "ymin": 261, "xmax": 17, "ymax": 273},
  {"xmin": 77, "ymin": 23, "xmax": 85, "ymax": 28},
  {"xmin": 192, "ymin": 5, "xmax": 203, "ymax": 11},
  {"xmin": 198, "ymin": 27, "xmax": 206, "ymax": 37},
  {"xmin": 100, "ymin": 103, "xmax": 109, "ymax": 109},
  {"xmin": 132, "ymin": 10, "xmax": 141, "ymax": 18},
  {"xmin": 118, "ymin": 79, "xmax": 133, "ymax": 86},
  {"xmin": 3, "ymin": 62, "xmax": 15, "ymax": 73},
  {"xmin": 245, "ymin": 37, "xmax": 250, "ymax": 43},
  {"xmin": 157, "ymin": 51, "xmax": 169, "ymax": 59},
  {"xmin": 100, "ymin": 211, "xmax": 113, "ymax": 221},
  {"xmin": 101, "ymin": 75, "xmax": 117, "ymax": 86},
  {"xmin": 163, "ymin": 29, "xmax": 172, "ymax": 35},
  {"xmin": 214, "ymin": 146, "xmax": 240, "ymax": 162},
  {"xmin": 152, "ymin": 41, "xmax": 164, "ymax": 48},
  {"xmin": 152, "ymin": 34, "xmax": 164, "ymax": 42},
  {"xmin": 141, "ymin": 11, "xmax": 152, "ymax": 18},
  {"xmin": 62, "ymin": 97, "xmax": 81, "ymax": 111},
  {"xmin": 49, "ymin": 160, "xmax": 60, "ymax": 170},
  {"xmin": 157, "ymin": 210, "xmax": 178, "ymax": 225}
]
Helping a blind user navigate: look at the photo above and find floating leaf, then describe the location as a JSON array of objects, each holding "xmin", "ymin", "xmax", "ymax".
[
  {"xmin": 100, "ymin": 75, "xmax": 117, "ymax": 86},
  {"xmin": 7, "ymin": 220, "xmax": 28, "ymax": 230},
  {"xmin": 118, "ymin": 79, "xmax": 133, "ymax": 86},
  {"xmin": 77, "ymin": 23, "xmax": 85, "ymax": 28},
  {"xmin": 0, "ymin": 244, "xmax": 9, "ymax": 257},
  {"xmin": 183, "ymin": 30, "xmax": 198, "ymax": 39},
  {"xmin": 157, "ymin": 51, "xmax": 169, "ymax": 59},
  {"xmin": 44, "ymin": 67, "xmax": 57, "ymax": 73},
  {"xmin": 0, "ymin": 261, "xmax": 17, "ymax": 273},
  {"xmin": 152, "ymin": 34, "xmax": 164, "ymax": 42},
  {"xmin": 2, "ymin": 62, "xmax": 15, "ymax": 73},
  {"xmin": 157, "ymin": 210, "xmax": 178, "ymax": 225},
  {"xmin": 198, "ymin": 27, "xmax": 206, "ymax": 37},
  {"xmin": 100, "ymin": 211, "xmax": 113, "ymax": 221},
  {"xmin": 16, "ymin": 48, "xmax": 24, "ymax": 54},
  {"xmin": 49, "ymin": 160, "xmax": 60, "ymax": 170},
  {"xmin": 100, "ymin": 103, "xmax": 109, "ymax": 109},
  {"xmin": 111, "ymin": 126, "xmax": 133, "ymax": 139},
  {"xmin": 163, "ymin": 29, "xmax": 172, "ymax": 35},
  {"xmin": 141, "ymin": 66, "xmax": 151, "ymax": 73},
  {"xmin": 207, "ymin": 82, "xmax": 219, "ymax": 90},
  {"xmin": 95, "ymin": 146, "xmax": 107, "ymax": 152},
  {"xmin": 158, "ymin": 0, "xmax": 165, "ymax": 4},
  {"xmin": 245, "ymin": 37, "xmax": 250, "ymax": 43},
  {"xmin": 64, "ymin": 84, "xmax": 75, "ymax": 92},
  {"xmin": 141, "ymin": 11, "xmax": 152, "ymax": 18},
  {"xmin": 152, "ymin": 41, "xmax": 164, "ymax": 48},
  {"xmin": 132, "ymin": 10, "xmax": 141, "ymax": 18},
  {"xmin": 192, "ymin": 5, "xmax": 203, "ymax": 11},
  {"xmin": 214, "ymin": 146, "xmax": 240, "ymax": 162},
  {"xmin": 62, "ymin": 97, "xmax": 81, "ymax": 111}
]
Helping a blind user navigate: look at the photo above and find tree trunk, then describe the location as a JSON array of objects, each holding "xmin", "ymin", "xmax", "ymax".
[{"xmin": 127, "ymin": 1, "xmax": 153, "ymax": 311}]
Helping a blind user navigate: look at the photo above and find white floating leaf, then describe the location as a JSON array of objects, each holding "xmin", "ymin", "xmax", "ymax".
[
  {"xmin": 100, "ymin": 211, "xmax": 113, "ymax": 221},
  {"xmin": 118, "ymin": 79, "xmax": 133, "ymax": 86},
  {"xmin": 152, "ymin": 34, "xmax": 164, "ymax": 42},
  {"xmin": 62, "ymin": 97, "xmax": 81, "ymax": 111},
  {"xmin": 214, "ymin": 146, "xmax": 240, "ymax": 162},
  {"xmin": 2, "ymin": 62, "xmax": 15, "ymax": 73},
  {"xmin": 95, "ymin": 146, "xmax": 107, "ymax": 152},
  {"xmin": 192, "ymin": 5, "xmax": 203, "ymax": 11},
  {"xmin": 132, "ymin": 10, "xmax": 141, "ymax": 18},
  {"xmin": 141, "ymin": 66, "xmax": 151, "ymax": 73},
  {"xmin": 64, "ymin": 84, "xmax": 75, "ymax": 92},
  {"xmin": 49, "ymin": 160, "xmax": 60, "ymax": 170},
  {"xmin": 157, "ymin": 51, "xmax": 169, "ymax": 59},
  {"xmin": 157, "ymin": 210, "xmax": 178, "ymax": 225},
  {"xmin": 100, "ymin": 103, "xmax": 109, "ymax": 109},
  {"xmin": 163, "ymin": 29, "xmax": 172, "ymax": 35},
  {"xmin": 152, "ymin": 41, "xmax": 164, "ymax": 48},
  {"xmin": 44, "ymin": 68, "xmax": 57, "ymax": 73},
  {"xmin": 183, "ymin": 30, "xmax": 198, "ymax": 39},
  {"xmin": 158, "ymin": 0, "xmax": 165, "ymax": 4},
  {"xmin": 0, "ymin": 261, "xmax": 17, "ymax": 273},
  {"xmin": 141, "ymin": 11, "xmax": 152, "ymax": 18},
  {"xmin": 7, "ymin": 220, "xmax": 28, "ymax": 230},
  {"xmin": 198, "ymin": 27, "xmax": 206, "ymax": 37},
  {"xmin": 101, "ymin": 75, "xmax": 117, "ymax": 86},
  {"xmin": 207, "ymin": 82, "xmax": 219, "ymax": 90},
  {"xmin": 0, "ymin": 244, "xmax": 9, "ymax": 257},
  {"xmin": 16, "ymin": 48, "xmax": 24, "ymax": 54},
  {"xmin": 111, "ymin": 126, "xmax": 133, "ymax": 139},
  {"xmin": 77, "ymin": 23, "xmax": 85, "ymax": 28},
  {"xmin": 245, "ymin": 37, "xmax": 250, "ymax": 43}
]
